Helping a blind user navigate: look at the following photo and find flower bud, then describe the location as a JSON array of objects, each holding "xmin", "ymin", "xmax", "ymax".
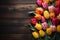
[{"xmin": 32, "ymin": 32, "xmax": 39, "ymax": 38}]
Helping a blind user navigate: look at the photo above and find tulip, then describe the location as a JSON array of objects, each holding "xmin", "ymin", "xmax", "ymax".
[
  {"xmin": 56, "ymin": 0, "xmax": 58, "ymax": 1},
  {"xmin": 42, "ymin": 2, "xmax": 48, "ymax": 9},
  {"xmin": 36, "ymin": 0, "xmax": 43, "ymax": 6},
  {"xmin": 30, "ymin": 18, "xmax": 37, "ymax": 24},
  {"xmin": 41, "ymin": 16, "xmax": 46, "ymax": 23},
  {"xmin": 57, "ymin": 14, "xmax": 60, "ymax": 20},
  {"xmin": 44, "ymin": 10, "xmax": 50, "ymax": 19},
  {"xmin": 42, "ymin": 22, "xmax": 48, "ymax": 30},
  {"xmin": 52, "ymin": 18, "xmax": 57, "ymax": 25},
  {"xmin": 54, "ymin": 8, "xmax": 60, "ymax": 14},
  {"xmin": 50, "ymin": 25, "xmax": 56, "ymax": 32},
  {"xmin": 50, "ymin": 12, "xmax": 55, "ymax": 19},
  {"xmin": 36, "ymin": 7, "xmax": 43, "ymax": 14},
  {"xmin": 39, "ymin": 30, "xmax": 45, "ymax": 37},
  {"xmin": 57, "ymin": 25, "xmax": 60, "ymax": 32},
  {"xmin": 35, "ymin": 23, "xmax": 42, "ymax": 30},
  {"xmin": 32, "ymin": 32, "xmax": 39, "ymax": 38},
  {"xmin": 34, "ymin": 14, "xmax": 42, "ymax": 20},
  {"xmin": 46, "ymin": 28, "xmax": 52, "ymax": 35},
  {"xmin": 48, "ymin": 6, "xmax": 55, "ymax": 12},
  {"xmin": 55, "ymin": 1, "xmax": 60, "ymax": 7},
  {"xmin": 49, "ymin": 0, "xmax": 54, "ymax": 2},
  {"xmin": 43, "ymin": 0, "xmax": 49, "ymax": 3}
]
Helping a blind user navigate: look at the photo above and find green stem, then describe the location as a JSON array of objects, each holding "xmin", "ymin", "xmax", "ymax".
[
  {"xmin": 28, "ymin": 23, "xmax": 35, "ymax": 31},
  {"xmin": 47, "ymin": 19, "xmax": 52, "ymax": 27},
  {"xmin": 51, "ymin": 32, "xmax": 56, "ymax": 40}
]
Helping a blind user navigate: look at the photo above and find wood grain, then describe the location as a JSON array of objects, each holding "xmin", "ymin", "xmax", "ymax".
[
  {"xmin": 0, "ymin": 26, "xmax": 31, "ymax": 34},
  {"xmin": 0, "ymin": 0, "xmax": 36, "ymax": 40},
  {"xmin": 0, "ymin": 34, "xmax": 32, "ymax": 40},
  {"xmin": 0, "ymin": 0, "xmax": 36, "ymax": 5},
  {"xmin": 0, "ymin": 13, "xmax": 29, "ymax": 18},
  {"xmin": 0, "ymin": 4, "xmax": 37, "ymax": 13}
]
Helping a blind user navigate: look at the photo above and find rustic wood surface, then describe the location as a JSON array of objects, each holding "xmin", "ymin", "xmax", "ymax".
[{"xmin": 0, "ymin": 0, "xmax": 37, "ymax": 40}]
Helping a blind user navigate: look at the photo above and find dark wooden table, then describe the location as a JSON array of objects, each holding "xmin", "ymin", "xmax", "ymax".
[{"xmin": 0, "ymin": 0, "xmax": 37, "ymax": 40}]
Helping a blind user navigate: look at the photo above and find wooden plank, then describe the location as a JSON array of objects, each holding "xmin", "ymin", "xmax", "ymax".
[
  {"xmin": 0, "ymin": 18, "xmax": 29, "ymax": 26},
  {"xmin": 0, "ymin": 18, "xmax": 29, "ymax": 22},
  {"xmin": 0, "ymin": 9, "xmax": 33, "ymax": 18},
  {"xmin": 0, "ymin": 4, "xmax": 37, "ymax": 13},
  {"xmin": 0, "ymin": 26, "xmax": 31, "ymax": 34},
  {"xmin": 0, "ymin": 18, "xmax": 31, "ymax": 34},
  {"xmin": 0, "ymin": 12, "xmax": 30, "ymax": 25},
  {"xmin": 0, "ymin": 18, "xmax": 30, "ymax": 34},
  {"xmin": 0, "ymin": 34, "xmax": 32, "ymax": 40},
  {"xmin": 0, "ymin": 0, "xmax": 36, "ymax": 5},
  {"xmin": 0, "ymin": 13, "xmax": 29, "ymax": 18},
  {"xmin": 0, "ymin": 18, "xmax": 29, "ymax": 23}
]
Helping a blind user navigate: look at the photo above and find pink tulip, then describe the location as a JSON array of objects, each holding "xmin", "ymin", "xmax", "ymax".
[
  {"xmin": 50, "ymin": 25, "xmax": 56, "ymax": 32},
  {"xmin": 41, "ymin": 16, "xmax": 46, "ymax": 23},
  {"xmin": 36, "ymin": 0, "xmax": 43, "ymax": 6},
  {"xmin": 42, "ymin": 2, "xmax": 48, "ymax": 9},
  {"xmin": 48, "ymin": 6, "xmax": 55, "ymax": 12},
  {"xmin": 42, "ymin": 22, "xmax": 48, "ymax": 30}
]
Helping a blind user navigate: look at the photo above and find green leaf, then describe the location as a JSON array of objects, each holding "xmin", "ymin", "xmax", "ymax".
[
  {"xmin": 47, "ymin": 19, "xmax": 52, "ymax": 27},
  {"xmin": 28, "ymin": 11, "xmax": 36, "ymax": 17},
  {"xmin": 51, "ymin": 32, "xmax": 56, "ymax": 40},
  {"xmin": 44, "ymin": 32, "xmax": 48, "ymax": 40},
  {"xmin": 28, "ymin": 11, "xmax": 36, "ymax": 15},
  {"xmin": 28, "ymin": 24, "xmax": 36, "ymax": 31},
  {"xmin": 38, "ymin": 21, "xmax": 41, "ymax": 24}
]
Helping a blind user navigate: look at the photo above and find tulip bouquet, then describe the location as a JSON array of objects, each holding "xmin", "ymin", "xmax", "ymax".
[{"xmin": 28, "ymin": 0, "xmax": 60, "ymax": 40}]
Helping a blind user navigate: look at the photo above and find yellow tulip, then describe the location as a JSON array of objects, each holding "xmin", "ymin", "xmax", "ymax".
[
  {"xmin": 43, "ymin": 0, "xmax": 49, "ymax": 3},
  {"xmin": 44, "ymin": 10, "xmax": 50, "ymax": 19},
  {"xmin": 46, "ymin": 28, "xmax": 52, "ymax": 35},
  {"xmin": 35, "ymin": 23, "xmax": 42, "ymax": 30},
  {"xmin": 57, "ymin": 25, "xmax": 60, "ymax": 32},
  {"xmin": 39, "ymin": 30, "xmax": 45, "ymax": 37},
  {"xmin": 32, "ymin": 32, "xmax": 39, "ymax": 39}
]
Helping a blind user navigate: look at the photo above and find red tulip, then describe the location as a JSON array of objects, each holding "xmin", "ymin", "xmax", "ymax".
[
  {"xmin": 30, "ymin": 18, "xmax": 37, "ymax": 24},
  {"xmin": 54, "ymin": 8, "xmax": 60, "ymax": 14},
  {"xmin": 55, "ymin": 1, "xmax": 60, "ymax": 7},
  {"xmin": 52, "ymin": 18, "xmax": 58, "ymax": 25}
]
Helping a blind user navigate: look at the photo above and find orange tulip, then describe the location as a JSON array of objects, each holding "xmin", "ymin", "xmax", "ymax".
[
  {"xmin": 49, "ymin": 0, "xmax": 54, "ymax": 2},
  {"xmin": 36, "ymin": 8, "xmax": 43, "ymax": 14},
  {"xmin": 57, "ymin": 14, "xmax": 60, "ymax": 20},
  {"xmin": 46, "ymin": 28, "xmax": 52, "ymax": 35},
  {"xmin": 50, "ymin": 12, "xmax": 55, "ymax": 19},
  {"xmin": 35, "ymin": 14, "xmax": 42, "ymax": 20},
  {"xmin": 56, "ymin": 25, "xmax": 60, "ymax": 32},
  {"xmin": 43, "ymin": 0, "xmax": 49, "ymax": 3}
]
